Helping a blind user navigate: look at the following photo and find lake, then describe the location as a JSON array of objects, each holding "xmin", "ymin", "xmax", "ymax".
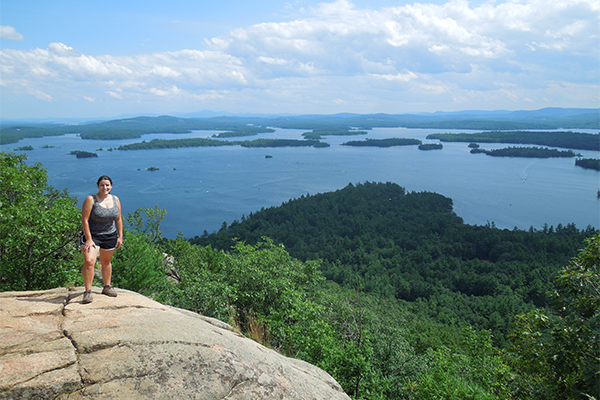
[{"xmin": 2, "ymin": 127, "xmax": 599, "ymax": 238}]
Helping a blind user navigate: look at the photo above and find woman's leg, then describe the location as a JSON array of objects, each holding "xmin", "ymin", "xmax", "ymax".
[
  {"xmin": 99, "ymin": 249, "xmax": 116, "ymax": 286},
  {"xmin": 82, "ymin": 247, "xmax": 100, "ymax": 291}
]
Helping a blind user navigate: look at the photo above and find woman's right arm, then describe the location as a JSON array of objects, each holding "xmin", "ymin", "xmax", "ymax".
[{"xmin": 81, "ymin": 196, "xmax": 96, "ymax": 251}]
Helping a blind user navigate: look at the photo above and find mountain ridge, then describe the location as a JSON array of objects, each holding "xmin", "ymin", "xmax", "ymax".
[{"xmin": 2, "ymin": 107, "xmax": 597, "ymax": 126}]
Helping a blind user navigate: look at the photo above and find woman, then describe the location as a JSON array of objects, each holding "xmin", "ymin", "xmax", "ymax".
[{"xmin": 80, "ymin": 175, "xmax": 123, "ymax": 304}]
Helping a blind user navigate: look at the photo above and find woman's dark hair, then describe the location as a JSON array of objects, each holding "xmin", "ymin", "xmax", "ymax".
[{"xmin": 97, "ymin": 175, "xmax": 113, "ymax": 186}]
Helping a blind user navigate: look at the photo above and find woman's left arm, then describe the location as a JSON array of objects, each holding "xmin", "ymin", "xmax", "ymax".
[{"xmin": 115, "ymin": 196, "xmax": 124, "ymax": 249}]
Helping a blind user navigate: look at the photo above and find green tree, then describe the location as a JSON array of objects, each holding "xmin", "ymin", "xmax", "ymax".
[
  {"xmin": 0, "ymin": 152, "xmax": 80, "ymax": 291},
  {"xmin": 125, "ymin": 205, "xmax": 167, "ymax": 244},
  {"xmin": 111, "ymin": 206, "xmax": 171, "ymax": 296},
  {"xmin": 508, "ymin": 233, "xmax": 600, "ymax": 399},
  {"xmin": 111, "ymin": 230, "xmax": 167, "ymax": 296}
]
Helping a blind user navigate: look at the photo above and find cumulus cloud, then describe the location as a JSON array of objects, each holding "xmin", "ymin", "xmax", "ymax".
[
  {"xmin": 0, "ymin": 26, "xmax": 24, "ymax": 41},
  {"xmin": 1, "ymin": 0, "xmax": 598, "ymax": 113}
]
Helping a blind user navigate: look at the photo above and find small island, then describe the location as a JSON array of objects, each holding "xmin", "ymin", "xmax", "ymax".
[
  {"xmin": 14, "ymin": 145, "xmax": 34, "ymax": 151},
  {"xmin": 147, "ymin": 167, "xmax": 159, "ymax": 171},
  {"xmin": 69, "ymin": 150, "xmax": 98, "ymax": 158},
  {"xmin": 211, "ymin": 127, "xmax": 276, "ymax": 138},
  {"xmin": 342, "ymin": 138, "xmax": 422, "ymax": 147},
  {"xmin": 575, "ymin": 158, "xmax": 600, "ymax": 171},
  {"xmin": 470, "ymin": 146, "xmax": 579, "ymax": 158},
  {"xmin": 302, "ymin": 128, "xmax": 368, "ymax": 139},
  {"xmin": 418, "ymin": 143, "xmax": 443, "ymax": 151}
]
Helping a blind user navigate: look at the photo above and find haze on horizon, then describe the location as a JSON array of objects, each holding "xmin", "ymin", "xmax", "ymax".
[{"xmin": 1, "ymin": 0, "xmax": 599, "ymax": 120}]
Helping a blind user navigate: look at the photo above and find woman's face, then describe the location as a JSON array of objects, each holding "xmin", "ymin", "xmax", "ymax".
[{"xmin": 97, "ymin": 179, "xmax": 112, "ymax": 195}]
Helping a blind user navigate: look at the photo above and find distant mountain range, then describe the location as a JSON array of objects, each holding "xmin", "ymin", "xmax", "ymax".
[{"xmin": 2, "ymin": 107, "xmax": 598, "ymax": 130}]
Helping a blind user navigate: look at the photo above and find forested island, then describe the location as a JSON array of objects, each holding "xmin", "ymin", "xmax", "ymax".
[
  {"xmin": 14, "ymin": 145, "xmax": 34, "ymax": 151},
  {"xmin": 3, "ymin": 151, "xmax": 599, "ymax": 400},
  {"xmin": 575, "ymin": 157, "xmax": 600, "ymax": 171},
  {"xmin": 117, "ymin": 137, "xmax": 326, "ymax": 150},
  {"xmin": 69, "ymin": 150, "xmax": 98, "ymax": 158},
  {"xmin": 342, "ymin": 138, "xmax": 422, "ymax": 147},
  {"xmin": 470, "ymin": 146, "xmax": 579, "ymax": 158},
  {"xmin": 418, "ymin": 143, "xmax": 443, "ymax": 150},
  {"xmin": 211, "ymin": 126, "xmax": 276, "ymax": 138},
  {"xmin": 426, "ymin": 130, "xmax": 599, "ymax": 151},
  {"xmin": 302, "ymin": 128, "xmax": 369, "ymax": 140}
]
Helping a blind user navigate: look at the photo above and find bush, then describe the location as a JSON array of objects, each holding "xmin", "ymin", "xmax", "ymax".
[
  {"xmin": 0, "ymin": 152, "xmax": 80, "ymax": 291},
  {"xmin": 111, "ymin": 230, "xmax": 167, "ymax": 296}
]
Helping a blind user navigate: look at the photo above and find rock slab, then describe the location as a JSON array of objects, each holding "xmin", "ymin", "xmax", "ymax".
[{"xmin": 0, "ymin": 287, "xmax": 350, "ymax": 399}]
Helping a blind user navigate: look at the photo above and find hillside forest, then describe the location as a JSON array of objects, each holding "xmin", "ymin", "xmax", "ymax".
[{"xmin": 1, "ymin": 151, "xmax": 598, "ymax": 400}]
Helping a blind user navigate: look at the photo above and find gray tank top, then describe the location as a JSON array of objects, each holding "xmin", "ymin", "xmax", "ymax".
[{"xmin": 88, "ymin": 194, "xmax": 119, "ymax": 235}]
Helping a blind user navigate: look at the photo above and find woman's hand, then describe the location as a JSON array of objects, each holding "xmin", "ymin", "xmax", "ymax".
[
  {"xmin": 116, "ymin": 236, "xmax": 123, "ymax": 249},
  {"xmin": 83, "ymin": 241, "xmax": 98, "ymax": 253}
]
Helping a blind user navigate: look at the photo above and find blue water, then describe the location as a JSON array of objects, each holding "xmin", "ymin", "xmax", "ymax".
[{"xmin": 3, "ymin": 127, "xmax": 599, "ymax": 238}]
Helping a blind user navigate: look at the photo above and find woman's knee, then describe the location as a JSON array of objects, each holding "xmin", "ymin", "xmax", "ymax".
[{"xmin": 82, "ymin": 252, "xmax": 98, "ymax": 268}]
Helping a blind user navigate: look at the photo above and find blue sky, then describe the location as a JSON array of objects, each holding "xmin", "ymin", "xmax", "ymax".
[{"xmin": 1, "ymin": 0, "xmax": 598, "ymax": 119}]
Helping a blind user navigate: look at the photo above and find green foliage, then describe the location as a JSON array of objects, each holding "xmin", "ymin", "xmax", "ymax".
[
  {"xmin": 0, "ymin": 125, "xmax": 64, "ymax": 145},
  {"xmin": 0, "ymin": 152, "xmax": 80, "ymax": 291},
  {"xmin": 508, "ymin": 234, "xmax": 600, "ymax": 400},
  {"xmin": 73, "ymin": 116, "xmax": 274, "ymax": 140},
  {"xmin": 125, "ymin": 205, "xmax": 167, "ymax": 244},
  {"xmin": 407, "ymin": 326, "xmax": 512, "ymax": 400},
  {"xmin": 156, "ymin": 237, "xmax": 325, "ymax": 330},
  {"xmin": 153, "ymin": 238, "xmax": 233, "ymax": 320},
  {"xmin": 111, "ymin": 230, "xmax": 167, "ymax": 296},
  {"xmin": 193, "ymin": 182, "xmax": 594, "ymax": 345},
  {"xmin": 109, "ymin": 206, "xmax": 171, "ymax": 295}
]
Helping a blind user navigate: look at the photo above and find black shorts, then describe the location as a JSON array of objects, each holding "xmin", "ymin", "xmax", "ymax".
[{"xmin": 80, "ymin": 231, "xmax": 119, "ymax": 250}]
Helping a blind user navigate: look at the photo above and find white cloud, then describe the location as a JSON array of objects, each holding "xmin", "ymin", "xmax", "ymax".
[
  {"xmin": 0, "ymin": 26, "xmax": 24, "ymax": 41},
  {"xmin": 375, "ymin": 71, "xmax": 418, "ymax": 82},
  {"xmin": 0, "ymin": 0, "xmax": 598, "ymax": 116},
  {"xmin": 28, "ymin": 89, "xmax": 54, "ymax": 102},
  {"xmin": 107, "ymin": 90, "xmax": 123, "ymax": 100},
  {"xmin": 151, "ymin": 65, "xmax": 181, "ymax": 78}
]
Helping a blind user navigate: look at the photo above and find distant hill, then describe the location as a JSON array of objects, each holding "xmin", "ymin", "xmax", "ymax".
[{"xmin": 1, "ymin": 108, "xmax": 598, "ymax": 145}]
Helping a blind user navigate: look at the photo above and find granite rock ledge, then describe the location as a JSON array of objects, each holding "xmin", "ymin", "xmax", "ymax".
[{"xmin": 0, "ymin": 287, "xmax": 350, "ymax": 399}]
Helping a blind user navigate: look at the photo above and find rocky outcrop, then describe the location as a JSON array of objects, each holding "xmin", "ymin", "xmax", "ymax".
[{"xmin": 0, "ymin": 287, "xmax": 350, "ymax": 399}]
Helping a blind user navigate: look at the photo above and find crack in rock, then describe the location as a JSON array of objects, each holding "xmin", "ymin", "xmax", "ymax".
[{"xmin": 60, "ymin": 293, "xmax": 86, "ymax": 392}]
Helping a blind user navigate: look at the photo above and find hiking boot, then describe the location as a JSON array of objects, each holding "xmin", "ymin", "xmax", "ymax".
[
  {"xmin": 82, "ymin": 290, "xmax": 93, "ymax": 304},
  {"xmin": 102, "ymin": 285, "xmax": 117, "ymax": 297}
]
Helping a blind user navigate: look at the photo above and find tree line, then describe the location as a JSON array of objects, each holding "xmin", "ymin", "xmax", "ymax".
[
  {"xmin": 116, "ymin": 137, "xmax": 326, "ymax": 150},
  {"xmin": 470, "ymin": 146, "xmax": 579, "ymax": 158},
  {"xmin": 3, "ymin": 112, "xmax": 597, "ymax": 145},
  {"xmin": 427, "ymin": 131, "xmax": 599, "ymax": 151}
]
